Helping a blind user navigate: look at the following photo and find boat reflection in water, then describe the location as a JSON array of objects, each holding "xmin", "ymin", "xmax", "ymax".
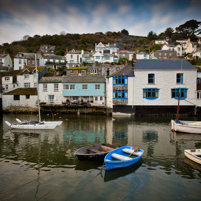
[
  {"xmin": 104, "ymin": 159, "xmax": 143, "ymax": 182},
  {"xmin": 171, "ymin": 131, "xmax": 201, "ymax": 142},
  {"xmin": 75, "ymin": 159, "xmax": 104, "ymax": 171},
  {"xmin": 184, "ymin": 158, "xmax": 201, "ymax": 172}
]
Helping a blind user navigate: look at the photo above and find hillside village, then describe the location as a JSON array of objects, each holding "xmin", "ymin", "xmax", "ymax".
[{"xmin": 1, "ymin": 37, "xmax": 201, "ymax": 116}]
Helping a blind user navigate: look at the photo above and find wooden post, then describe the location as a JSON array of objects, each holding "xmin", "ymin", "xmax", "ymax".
[{"xmin": 176, "ymin": 89, "xmax": 180, "ymax": 120}]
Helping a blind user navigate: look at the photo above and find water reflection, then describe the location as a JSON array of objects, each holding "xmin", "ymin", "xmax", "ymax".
[
  {"xmin": 1, "ymin": 114, "xmax": 201, "ymax": 201},
  {"xmin": 104, "ymin": 160, "xmax": 142, "ymax": 182}
]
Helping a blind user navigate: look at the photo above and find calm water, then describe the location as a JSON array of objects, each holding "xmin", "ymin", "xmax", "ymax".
[{"xmin": 0, "ymin": 113, "xmax": 201, "ymax": 201}]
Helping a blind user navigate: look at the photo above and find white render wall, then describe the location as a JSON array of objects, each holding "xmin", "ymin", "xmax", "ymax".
[
  {"xmin": 127, "ymin": 77, "xmax": 134, "ymax": 105},
  {"xmin": 133, "ymin": 69, "xmax": 197, "ymax": 106},
  {"xmin": 2, "ymin": 95, "xmax": 38, "ymax": 110},
  {"xmin": 106, "ymin": 77, "xmax": 113, "ymax": 108},
  {"xmin": 17, "ymin": 74, "xmax": 37, "ymax": 88},
  {"xmin": 38, "ymin": 83, "xmax": 65, "ymax": 104},
  {"xmin": 14, "ymin": 58, "xmax": 27, "ymax": 70}
]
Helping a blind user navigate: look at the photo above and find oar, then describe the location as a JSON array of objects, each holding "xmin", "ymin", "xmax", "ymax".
[{"xmin": 128, "ymin": 147, "xmax": 140, "ymax": 157}]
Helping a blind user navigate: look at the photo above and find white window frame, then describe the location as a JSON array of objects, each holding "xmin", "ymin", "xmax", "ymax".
[
  {"xmin": 24, "ymin": 83, "xmax": 30, "ymax": 88},
  {"xmin": 43, "ymin": 83, "xmax": 47, "ymax": 92},
  {"xmin": 54, "ymin": 83, "xmax": 59, "ymax": 92},
  {"xmin": 82, "ymin": 84, "xmax": 88, "ymax": 90},
  {"xmin": 24, "ymin": 74, "xmax": 29, "ymax": 79},
  {"xmin": 95, "ymin": 84, "xmax": 100, "ymax": 90}
]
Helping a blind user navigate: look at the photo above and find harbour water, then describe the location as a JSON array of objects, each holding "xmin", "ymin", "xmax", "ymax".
[{"xmin": 0, "ymin": 113, "xmax": 201, "ymax": 201}]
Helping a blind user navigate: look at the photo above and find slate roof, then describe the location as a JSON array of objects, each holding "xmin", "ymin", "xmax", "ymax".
[
  {"xmin": 155, "ymin": 50, "xmax": 176, "ymax": 52},
  {"xmin": 39, "ymin": 76, "xmax": 106, "ymax": 83},
  {"xmin": 43, "ymin": 55, "xmax": 65, "ymax": 60},
  {"xmin": 110, "ymin": 66, "xmax": 134, "ymax": 76},
  {"xmin": 0, "ymin": 54, "xmax": 8, "ymax": 59},
  {"xmin": 134, "ymin": 59, "xmax": 196, "ymax": 70},
  {"xmin": 4, "ymin": 88, "xmax": 37, "ymax": 95},
  {"xmin": 14, "ymin": 53, "xmax": 41, "ymax": 59}
]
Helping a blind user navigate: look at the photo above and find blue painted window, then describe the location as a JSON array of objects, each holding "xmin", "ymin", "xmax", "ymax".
[
  {"xmin": 171, "ymin": 88, "xmax": 187, "ymax": 99},
  {"xmin": 143, "ymin": 88, "xmax": 159, "ymax": 99},
  {"xmin": 113, "ymin": 90, "xmax": 128, "ymax": 99},
  {"xmin": 148, "ymin": 74, "xmax": 155, "ymax": 84},
  {"xmin": 176, "ymin": 73, "xmax": 183, "ymax": 84},
  {"xmin": 113, "ymin": 75, "xmax": 128, "ymax": 85}
]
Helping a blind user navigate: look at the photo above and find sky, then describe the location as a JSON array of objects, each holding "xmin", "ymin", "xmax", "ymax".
[{"xmin": 0, "ymin": 0, "xmax": 201, "ymax": 45}]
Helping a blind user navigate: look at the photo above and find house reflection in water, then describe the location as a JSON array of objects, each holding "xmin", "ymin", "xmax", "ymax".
[
  {"xmin": 143, "ymin": 130, "xmax": 158, "ymax": 157},
  {"xmin": 112, "ymin": 130, "xmax": 128, "ymax": 147}
]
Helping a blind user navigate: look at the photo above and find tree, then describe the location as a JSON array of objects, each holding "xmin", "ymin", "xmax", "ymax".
[
  {"xmin": 175, "ymin": 19, "xmax": 201, "ymax": 39},
  {"xmin": 121, "ymin": 29, "xmax": 129, "ymax": 36},
  {"xmin": 164, "ymin": 27, "xmax": 174, "ymax": 38},
  {"xmin": 22, "ymin": 35, "xmax": 30, "ymax": 41},
  {"xmin": 147, "ymin": 31, "xmax": 157, "ymax": 41}
]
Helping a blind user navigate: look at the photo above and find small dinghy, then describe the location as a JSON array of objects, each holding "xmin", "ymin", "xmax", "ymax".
[
  {"xmin": 104, "ymin": 146, "xmax": 144, "ymax": 170},
  {"xmin": 184, "ymin": 149, "xmax": 201, "ymax": 165},
  {"xmin": 74, "ymin": 143, "xmax": 118, "ymax": 161}
]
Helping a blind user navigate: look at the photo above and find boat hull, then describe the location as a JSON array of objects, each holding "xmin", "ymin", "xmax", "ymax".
[
  {"xmin": 184, "ymin": 149, "xmax": 201, "ymax": 165},
  {"xmin": 104, "ymin": 146, "xmax": 144, "ymax": 170},
  {"xmin": 75, "ymin": 144, "xmax": 117, "ymax": 161},
  {"xmin": 171, "ymin": 120, "xmax": 201, "ymax": 134}
]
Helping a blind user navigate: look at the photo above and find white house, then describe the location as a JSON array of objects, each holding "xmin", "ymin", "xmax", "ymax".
[
  {"xmin": 17, "ymin": 66, "xmax": 49, "ymax": 88},
  {"xmin": 136, "ymin": 52, "xmax": 149, "ymax": 60},
  {"xmin": 14, "ymin": 53, "xmax": 43, "ymax": 70},
  {"xmin": 162, "ymin": 44, "xmax": 183, "ymax": 57},
  {"xmin": 65, "ymin": 49, "xmax": 84, "ymax": 68},
  {"xmin": 41, "ymin": 55, "xmax": 66, "ymax": 69},
  {"xmin": 2, "ymin": 88, "xmax": 38, "ymax": 112},
  {"xmin": 0, "ymin": 54, "xmax": 13, "ymax": 67},
  {"xmin": 2, "ymin": 70, "xmax": 21, "ymax": 92},
  {"xmin": 106, "ymin": 65, "xmax": 135, "ymax": 113},
  {"xmin": 95, "ymin": 42, "xmax": 119, "ymax": 55},
  {"xmin": 133, "ymin": 59, "xmax": 197, "ymax": 115},
  {"xmin": 155, "ymin": 40, "xmax": 168, "ymax": 45}
]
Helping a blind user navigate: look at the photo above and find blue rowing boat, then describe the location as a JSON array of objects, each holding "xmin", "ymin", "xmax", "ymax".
[{"xmin": 104, "ymin": 146, "xmax": 144, "ymax": 170}]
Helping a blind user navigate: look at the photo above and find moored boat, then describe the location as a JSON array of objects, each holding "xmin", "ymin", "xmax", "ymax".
[
  {"xmin": 184, "ymin": 149, "xmax": 201, "ymax": 165},
  {"xmin": 16, "ymin": 118, "xmax": 62, "ymax": 126},
  {"xmin": 171, "ymin": 120, "xmax": 201, "ymax": 134},
  {"xmin": 104, "ymin": 146, "xmax": 144, "ymax": 170},
  {"xmin": 5, "ymin": 120, "xmax": 57, "ymax": 130},
  {"xmin": 74, "ymin": 143, "xmax": 118, "ymax": 160}
]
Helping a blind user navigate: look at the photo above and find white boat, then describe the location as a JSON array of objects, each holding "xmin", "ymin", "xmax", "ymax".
[
  {"xmin": 16, "ymin": 118, "xmax": 62, "ymax": 126},
  {"xmin": 5, "ymin": 120, "xmax": 57, "ymax": 130},
  {"xmin": 171, "ymin": 120, "xmax": 201, "ymax": 134},
  {"xmin": 5, "ymin": 54, "xmax": 62, "ymax": 130},
  {"xmin": 184, "ymin": 149, "xmax": 201, "ymax": 165}
]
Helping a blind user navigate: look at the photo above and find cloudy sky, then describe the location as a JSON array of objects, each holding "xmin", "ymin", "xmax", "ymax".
[{"xmin": 0, "ymin": 0, "xmax": 200, "ymax": 45}]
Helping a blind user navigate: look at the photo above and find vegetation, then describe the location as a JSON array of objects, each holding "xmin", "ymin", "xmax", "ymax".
[{"xmin": 0, "ymin": 19, "xmax": 200, "ymax": 62}]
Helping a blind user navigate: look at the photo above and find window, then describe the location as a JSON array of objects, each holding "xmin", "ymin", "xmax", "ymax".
[
  {"xmin": 26, "ymin": 95, "xmax": 30, "ymax": 99},
  {"xmin": 143, "ymin": 88, "xmax": 159, "ymax": 99},
  {"xmin": 197, "ymin": 92, "xmax": 201, "ymax": 99},
  {"xmin": 34, "ymin": 83, "xmax": 37, "ymax": 88},
  {"xmin": 5, "ymin": 85, "xmax": 8, "ymax": 90},
  {"xmin": 70, "ymin": 85, "xmax": 75, "ymax": 90},
  {"xmin": 177, "ymin": 73, "xmax": 183, "ymax": 84},
  {"xmin": 113, "ymin": 75, "xmax": 128, "ymax": 85},
  {"xmin": 82, "ymin": 84, "xmax": 88, "ymax": 90},
  {"xmin": 113, "ymin": 90, "xmax": 128, "ymax": 99},
  {"xmin": 148, "ymin": 74, "xmax": 155, "ymax": 84},
  {"xmin": 54, "ymin": 83, "xmax": 58, "ymax": 92},
  {"xmin": 24, "ymin": 74, "xmax": 29, "ymax": 79},
  {"xmin": 116, "ymin": 67, "xmax": 120, "ymax": 71},
  {"xmin": 96, "ymin": 56, "xmax": 100, "ymax": 59},
  {"xmin": 171, "ymin": 88, "xmax": 187, "ymax": 99},
  {"xmin": 14, "ymin": 95, "xmax": 20, "ymax": 100},
  {"xmin": 63, "ymin": 85, "xmax": 69, "ymax": 89},
  {"xmin": 70, "ymin": 70, "xmax": 74, "ymax": 74},
  {"xmin": 24, "ymin": 83, "xmax": 30, "ymax": 88},
  {"xmin": 43, "ymin": 83, "xmax": 47, "ymax": 92},
  {"xmin": 100, "ymin": 96, "xmax": 103, "ymax": 101},
  {"xmin": 95, "ymin": 84, "xmax": 100, "ymax": 90},
  {"xmin": 90, "ymin": 70, "xmax": 97, "ymax": 74},
  {"xmin": 5, "ymin": 77, "xmax": 10, "ymax": 81},
  {"xmin": 95, "ymin": 97, "xmax": 98, "ymax": 101},
  {"xmin": 48, "ymin": 95, "xmax": 54, "ymax": 102},
  {"xmin": 19, "ymin": 59, "xmax": 22, "ymax": 64}
]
